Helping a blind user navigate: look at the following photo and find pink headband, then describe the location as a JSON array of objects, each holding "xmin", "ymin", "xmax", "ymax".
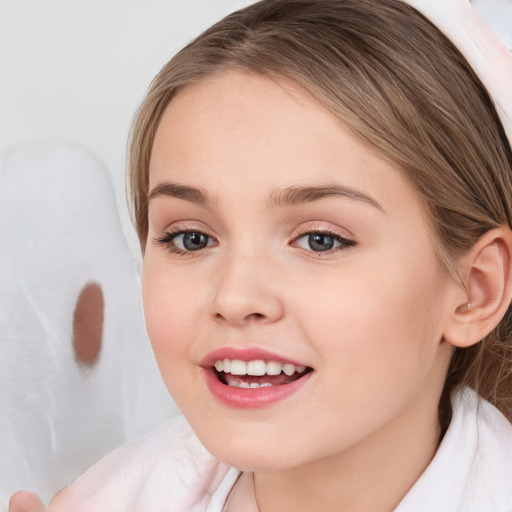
[{"xmin": 404, "ymin": 0, "xmax": 512, "ymax": 148}]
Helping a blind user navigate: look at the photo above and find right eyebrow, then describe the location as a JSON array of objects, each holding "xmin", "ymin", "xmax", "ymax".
[
  {"xmin": 268, "ymin": 184, "xmax": 384, "ymax": 212},
  {"xmin": 148, "ymin": 181, "xmax": 215, "ymax": 207}
]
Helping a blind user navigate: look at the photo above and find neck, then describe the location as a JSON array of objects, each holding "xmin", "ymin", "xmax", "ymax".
[{"xmin": 253, "ymin": 393, "xmax": 442, "ymax": 512}]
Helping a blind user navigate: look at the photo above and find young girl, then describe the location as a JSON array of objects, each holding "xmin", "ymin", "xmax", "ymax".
[{"xmin": 10, "ymin": 0, "xmax": 512, "ymax": 510}]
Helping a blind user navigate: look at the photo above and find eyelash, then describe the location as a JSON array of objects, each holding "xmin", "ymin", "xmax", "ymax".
[
  {"xmin": 154, "ymin": 227, "xmax": 356, "ymax": 256},
  {"xmin": 154, "ymin": 229, "xmax": 217, "ymax": 256},
  {"xmin": 291, "ymin": 228, "xmax": 356, "ymax": 255}
]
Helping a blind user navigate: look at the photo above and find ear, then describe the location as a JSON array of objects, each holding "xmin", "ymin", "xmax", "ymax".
[{"xmin": 443, "ymin": 226, "xmax": 512, "ymax": 348}]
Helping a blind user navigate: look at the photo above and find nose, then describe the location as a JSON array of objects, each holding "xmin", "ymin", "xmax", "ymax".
[{"xmin": 209, "ymin": 252, "xmax": 285, "ymax": 327}]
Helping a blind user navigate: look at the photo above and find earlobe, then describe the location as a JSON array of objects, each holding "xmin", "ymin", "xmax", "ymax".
[{"xmin": 444, "ymin": 227, "xmax": 512, "ymax": 348}]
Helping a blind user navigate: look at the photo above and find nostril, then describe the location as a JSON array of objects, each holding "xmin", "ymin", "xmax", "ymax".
[
  {"xmin": 73, "ymin": 282, "xmax": 104, "ymax": 368},
  {"xmin": 214, "ymin": 311, "xmax": 266, "ymax": 323}
]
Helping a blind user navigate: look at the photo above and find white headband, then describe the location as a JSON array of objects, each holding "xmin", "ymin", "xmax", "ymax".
[{"xmin": 404, "ymin": 0, "xmax": 512, "ymax": 148}]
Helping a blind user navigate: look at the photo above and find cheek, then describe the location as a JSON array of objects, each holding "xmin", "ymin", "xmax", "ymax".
[
  {"xmin": 141, "ymin": 263, "xmax": 201, "ymax": 378},
  {"xmin": 142, "ymin": 275, "xmax": 209, "ymax": 414},
  {"xmin": 294, "ymin": 254, "xmax": 447, "ymax": 387}
]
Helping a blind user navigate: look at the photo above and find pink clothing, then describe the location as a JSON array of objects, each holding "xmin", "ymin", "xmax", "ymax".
[{"xmin": 49, "ymin": 388, "xmax": 512, "ymax": 511}]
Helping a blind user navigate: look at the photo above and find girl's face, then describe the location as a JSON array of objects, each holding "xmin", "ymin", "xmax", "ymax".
[{"xmin": 143, "ymin": 72, "xmax": 458, "ymax": 471}]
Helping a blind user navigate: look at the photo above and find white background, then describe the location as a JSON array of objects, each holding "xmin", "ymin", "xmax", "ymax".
[{"xmin": 0, "ymin": 0, "xmax": 253, "ymax": 256}]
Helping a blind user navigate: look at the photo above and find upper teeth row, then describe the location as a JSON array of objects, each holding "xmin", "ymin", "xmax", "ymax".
[{"xmin": 214, "ymin": 359, "xmax": 306, "ymax": 376}]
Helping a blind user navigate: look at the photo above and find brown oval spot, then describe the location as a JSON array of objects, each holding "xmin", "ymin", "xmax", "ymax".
[{"xmin": 73, "ymin": 282, "xmax": 104, "ymax": 367}]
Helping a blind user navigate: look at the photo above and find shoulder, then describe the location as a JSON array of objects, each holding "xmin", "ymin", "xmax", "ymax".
[
  {"xmin": 48, "ymin": 416, "xmax": 231, "ymax": 512},
  {"xmin": 396, "ymin": 388, "xmax": 512, "ymax": 512}
]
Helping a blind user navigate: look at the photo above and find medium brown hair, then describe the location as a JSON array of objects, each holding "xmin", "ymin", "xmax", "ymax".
[{"xmin": 128, "ymin": 0, "xmax": 512, "ymax": 422}]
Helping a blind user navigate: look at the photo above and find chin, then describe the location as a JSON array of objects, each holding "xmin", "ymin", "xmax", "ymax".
[
  {"xmin": 211, "ymin": 445, "xmax": 296, "ymax": 472},
  {"xmin": 190, "ymin": 420, "xmax": 307, "ymax": 472}
]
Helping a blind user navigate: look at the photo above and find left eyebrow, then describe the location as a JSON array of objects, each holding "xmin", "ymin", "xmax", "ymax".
[
  {"xmin": 268, "ymin": 185, "xmax": 384, "ymax": 212},
  {"xmin": 148, "ymin": 181, "xmax": 215, "ymax": 208}
]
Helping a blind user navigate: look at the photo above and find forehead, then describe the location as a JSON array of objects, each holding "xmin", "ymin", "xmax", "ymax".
[{"xmin": 149, "ymin": 71, "xmax": 419, "ymax": 214}]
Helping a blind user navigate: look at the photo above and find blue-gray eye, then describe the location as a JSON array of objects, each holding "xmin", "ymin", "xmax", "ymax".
[
  {"xmin": 178, "ymin": 232, "xmax": 210, "ymax": 251},
  {"xmin": 295, "ymin": 231, "xmax": 354, "ymax": 253},
  {"xmin": 308, "ymin": 233, "xmax": 336, "ymax": 251},
  {"xmin": 155, "ymin": 229, "xmax": 216, "ymax": 254}
]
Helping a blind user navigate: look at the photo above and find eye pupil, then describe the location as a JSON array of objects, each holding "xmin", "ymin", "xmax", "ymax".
[
  {"xmin": 309, "ymin": 234, "xmax": 334, "ymax": 251},
  {"xmin": 183, "ymin": 232, "xmax": 208, "ymax": 250}
]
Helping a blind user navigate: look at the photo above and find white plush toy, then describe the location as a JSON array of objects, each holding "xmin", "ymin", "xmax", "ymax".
[{"xmin": 0, "ymin": 141, "xmax": 178, "ymax": 510}]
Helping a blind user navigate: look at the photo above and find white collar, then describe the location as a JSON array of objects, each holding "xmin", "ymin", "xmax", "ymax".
[{"xmin": 395, "ymin": 388, "xmax": 512, "ymax": 511}]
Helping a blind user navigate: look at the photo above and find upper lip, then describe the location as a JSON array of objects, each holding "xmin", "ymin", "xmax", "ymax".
[{"xmin": 200, "ymin": 347, "xmax": 310, "ymax": 369}]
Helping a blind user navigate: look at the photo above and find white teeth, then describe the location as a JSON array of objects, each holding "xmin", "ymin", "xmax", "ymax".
[
  {"xmin": 282, "ymin": 363, "xmax": 295, "ymax": 376},
  {"xmin": 214, "ymin": 359, "xmax": 307, "ymax": 376},
  {"xmin": 266, "ymin": 361, "xmax": 282, "ymax": 376},
  {"xmin": 230, "ymin": 360, "xmax": 247, "ymax": 375},
  {"xmin": 247, "ymin": 360, "xmax": 266, "ymax": 376},
  {"xmin": 227, "ymin": 380, "xmax": 274, "ymax": 389}
]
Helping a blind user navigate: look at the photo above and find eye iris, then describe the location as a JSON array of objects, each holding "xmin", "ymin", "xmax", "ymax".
[
  {"xmin": 183, "ymin": 232, "xmax": 208, "ymax": 250},
  {"xmin": 308, "ymin": 233, "xmax": 334, "ymax": 251}
]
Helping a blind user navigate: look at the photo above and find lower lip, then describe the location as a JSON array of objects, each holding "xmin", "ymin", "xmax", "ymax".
[{"xmin": 203, "ymin": 368, "xmax": 313, "ymax": 409}]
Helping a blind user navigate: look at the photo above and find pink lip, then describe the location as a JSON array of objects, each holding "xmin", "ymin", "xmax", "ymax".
[{"xmin": 200, "ymin": 346, "xmax": 313, "ymax": 409}]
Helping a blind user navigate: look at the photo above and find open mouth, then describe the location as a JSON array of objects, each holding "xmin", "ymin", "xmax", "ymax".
[{"xmin": 213, "ymin": 359, "xmax": 313, "ymax": 388}]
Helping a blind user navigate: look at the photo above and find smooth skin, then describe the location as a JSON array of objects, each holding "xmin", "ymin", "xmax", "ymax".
[
  {"xmin": 9, "ymin": 492, "xmax": 45, "ymax": 512},
  {"xmin": 143, "ymin": 71, "xmax": 509, "ymax": 511},
  {"xmin": 10, "ymin": 72, "xmax": 512, "ymax": 512}
]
